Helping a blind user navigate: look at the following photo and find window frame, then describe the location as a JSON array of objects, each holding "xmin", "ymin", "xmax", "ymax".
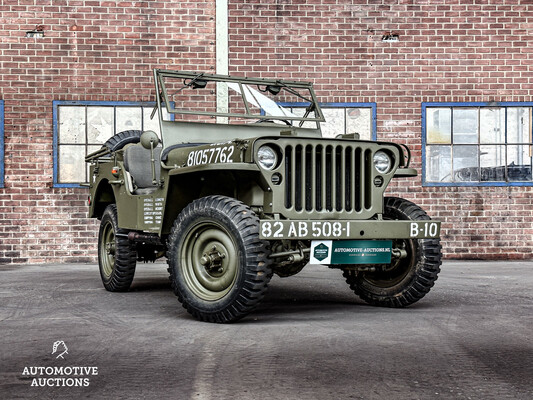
[
  {"xmin": 422, "ymin": 102, "xmax": 533, "ymax": 187},
  {"xmin": 278, "ymin": 102, "xmax": 377, "ymax": 140},
  {"xmin": 0, "ymin": 100, "xmax": 4, "ymax": 188},
  {"xmin": 52, "ymin": 100, "xmax": 163, "ymax": 188}
]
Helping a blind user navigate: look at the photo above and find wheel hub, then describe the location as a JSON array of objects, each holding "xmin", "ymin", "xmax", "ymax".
[
  {"xmin": 200, "ymin": 245, "xmax": 226, "ymax": 274},
  {"xmin": 105, "ymin": 242, "xmax": 116, "ymax": 256},
  {"xmin": 181, "ymin": 223, "xmax": 239, "ymax": 301}
]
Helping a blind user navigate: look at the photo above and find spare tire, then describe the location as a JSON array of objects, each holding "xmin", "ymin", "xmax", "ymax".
[{"xmin": 103, "ymin": 130, "xmax": 142, "ymax": 151}]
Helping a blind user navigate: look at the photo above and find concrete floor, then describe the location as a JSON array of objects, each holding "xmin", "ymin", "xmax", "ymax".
[{"xmin": 1, "ymin": 261, "xmax": 532, "ymax": 400}]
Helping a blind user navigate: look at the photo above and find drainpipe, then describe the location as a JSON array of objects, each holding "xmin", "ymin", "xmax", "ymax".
[{"xmin": 216, "ymin": 0, "xmax": 228, "ymax": 124}]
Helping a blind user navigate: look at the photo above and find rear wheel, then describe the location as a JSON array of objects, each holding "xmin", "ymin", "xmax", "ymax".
[
  {"xmin": 343, "ymin": 197, "xmax": 442, "ymax": 307},
  {"xmin": 98, "ymin": 204, "xmax": 137, "ymax": 291},
  {"xmin": 167, "ymin": 196, "xmax": 273, "ymax": 323}
]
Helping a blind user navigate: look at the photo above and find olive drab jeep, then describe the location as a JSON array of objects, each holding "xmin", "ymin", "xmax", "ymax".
[{"xmin": 85, "ymin": 69, "xmax": 442, "ymax": 323}]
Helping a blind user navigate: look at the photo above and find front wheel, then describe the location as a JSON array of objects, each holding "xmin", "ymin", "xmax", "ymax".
[
  {"xmin": 167, "ymin": 196, "xmax": 273, "ymax": 323},
  {"xmin": 343, "ymin": 197, "xmax": 442, "ymax": 307}
]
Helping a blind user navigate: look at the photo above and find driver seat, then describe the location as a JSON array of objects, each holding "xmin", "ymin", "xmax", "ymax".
[{"xmin": 123, "ymin": 144, "xmax": 162, "ymax": 195}]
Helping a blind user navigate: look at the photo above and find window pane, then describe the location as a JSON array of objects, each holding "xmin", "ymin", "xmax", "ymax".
[
  {"xmin": 453, "ymin": 145, "xmax": 479, "ymax": 181},
  {"xmin": 321, "ymin": 108, "xmax": 345, "ymax": 138},
  {"xmin": 480, "ymin": 145, "xmax": 505, "ymax": 181},
  {"xmin": 426, "ymin": 108, "xmax": 451, "ymax": 144},
  {"xmin": 59, "ymin": 106, "xmax": 85, "ymax": 144},
  {"xmin": 507, "ymin": 145, "xmax": 532, "ymax": 181},
  {"xmin": 426, "ymin": 145, "xmax": 451, "ymax": 182},
  {"xmin": 143, "ymin": 107, "xmax": 162, "ymax": 137},
  {"xmin": 116, "ymin": 107, "xmax": 142, "ymax": 133},
  {"xmin": 480, "ymin": 108, "xmax": 505, "ymax": 144},
  {"xmin": 507, "ymin": 107, "xmax": 530, "ymax": 143},
  {"xmin": 346, "ymin": 108, "xmax": 372, "ymax": 140},
  {"xmin": 87, "ymin": 145, "xmax": 101, "ymax": 156},
  {"xmin": 59, "ymin": 145, "xmax": 86, "ymax": 183},
  {"xmin": 290, "ymin": 107, "xmax": 316, "ymax": 129},
  {"xmin": 86, "ymin": 145, "xmax": 101, "ymax": 180},
  {"xmin": 453, "ymin": 108, "xmax": 478, "ymax": 144},
  {"xmin": 87, "ymin": 107, "xmax": 114, "ymax": 144}
]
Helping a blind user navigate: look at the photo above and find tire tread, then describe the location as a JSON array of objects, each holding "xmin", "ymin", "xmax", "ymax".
[
  {"xmin": 343, "ymin": 196, "xmax": 442, "ymax": 308},
  {"xmin": 98, "ymin": 204, "xmax": 137, "ymax": 291},
  {"xmin": 167, "ymin": 195, "xmax": 272, "ymax": 323}
]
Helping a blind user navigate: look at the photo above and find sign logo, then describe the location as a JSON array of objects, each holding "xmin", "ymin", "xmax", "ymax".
[
  {"xmin": 52, "ymin": 341, "xmax": 68, "ymax": 359},
  {"xmin": 21, "ymin": 342, "xmax": 99, "ymax": 387},
  {"xmin": 313, "ymin": 243, "xmax": 329, "ymax": 261}
]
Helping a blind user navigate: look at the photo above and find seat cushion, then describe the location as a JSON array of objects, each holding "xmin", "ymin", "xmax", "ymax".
[{"xmin": 123, "ymin": 145, "xmax": 162, "ymax": 189}]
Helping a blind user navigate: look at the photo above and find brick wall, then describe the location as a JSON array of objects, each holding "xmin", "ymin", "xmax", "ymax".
[
  {"xmin": 228, "ymin": 0, "xmax": 533, "ymax": 260},
  {"xmin": 0, "ymin": 0, "xmax": 532, "ymax": 263},
  {"xmin": 0, "ymin": 0, "xmax": 215, "ymax": 263}
]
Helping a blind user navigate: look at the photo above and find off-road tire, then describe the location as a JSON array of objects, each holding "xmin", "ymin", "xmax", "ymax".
[
  {"xmin": 167, "ymin": 195, "xmax": 272, "ymax": 323},
  {"xmin": 98, "ymin": 204, "xmax": 137, "ymax": 291},
  {"xmin": 343, "ymin": 197, "xmax": 442, "ymax": 307},
  {"xmin": 103, "ymin": 130, "xmax": 142, "ymax": 151}
]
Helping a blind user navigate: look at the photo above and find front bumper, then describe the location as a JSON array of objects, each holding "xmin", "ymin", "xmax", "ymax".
[{"xmin": 259, "ymin": 219, "xmax": 441, "ymax": 240}]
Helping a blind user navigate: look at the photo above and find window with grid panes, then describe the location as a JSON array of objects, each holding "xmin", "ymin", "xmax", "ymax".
[
  {"xmin": 53, "ymin": 101, "xmax": 169, "ymax": 187},
  {"xmin": 423, "ymin": 103, "xmax": 533, "ymax": 185}
]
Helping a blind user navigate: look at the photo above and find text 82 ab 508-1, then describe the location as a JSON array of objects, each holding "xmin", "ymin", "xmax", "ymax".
[{"xmin": 259, "ymin": 220, "xmax": 440, "ymax": 240}]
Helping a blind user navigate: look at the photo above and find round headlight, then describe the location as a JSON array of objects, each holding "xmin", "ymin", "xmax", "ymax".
[
  {"xmin": 373, "ymin": 151, "xmax": 392, "ymax": 174},
  {"xmin": 257, "ymin": 146, "xmax": 278, "ymax": 170}
]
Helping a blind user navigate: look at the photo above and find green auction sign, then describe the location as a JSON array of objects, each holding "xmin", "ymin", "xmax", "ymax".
[
  {"xmin": 311, "ymin": 240, "xmax": 393, "ymax": 265},
  {"xmin": 331, "ymin": 240, "xmax": 392, "ymax": 264}
]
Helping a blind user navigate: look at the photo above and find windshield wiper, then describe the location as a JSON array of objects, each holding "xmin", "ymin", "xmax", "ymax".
[
  {"xmin": 150, "ymin": 91, "xmax": 165, "ymax": 119},
  {"xmin": 150, "ymin": 73, "xmax": 205, "ymax": 119},
  {"xmin": 299, "ymin": 103, "xmax": 317, "ymax": 127},
  {"xmin": 274, "ymin": 80, "xmax": 313, "ymax": 103}
]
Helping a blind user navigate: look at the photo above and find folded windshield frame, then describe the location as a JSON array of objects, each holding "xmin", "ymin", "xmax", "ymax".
[{"xmin": 154, "ymin": 69, "xmax": 325, "ymax": 124}]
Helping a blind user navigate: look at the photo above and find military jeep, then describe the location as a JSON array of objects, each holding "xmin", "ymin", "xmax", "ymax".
[{"xmin": 86, "ymin": 69, "xmax": 442, "ymax": 323}]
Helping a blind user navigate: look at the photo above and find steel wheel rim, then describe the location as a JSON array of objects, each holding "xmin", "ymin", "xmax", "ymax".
[
  {"xmin": 100, "ymin": 221, "xmax": 116, "ymax": 278},
  {"xmin": 181, "ymin": 221, "xmax": 238, "ymax": 301}
]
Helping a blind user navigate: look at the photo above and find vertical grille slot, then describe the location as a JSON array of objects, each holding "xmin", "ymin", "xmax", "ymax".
[
  {"xmin": 316, "ymin": 145, "xmax": 323, "ymax": 211},
  {"xmin": 284, "ymin": 145, "xmax": 293, "ymax": 208},
  {"xmin": 305, "ymin": 145, "xmax": 314, "ymax": 211},
  {"xmin": 325, "ymin": 145, "xmax": 333, "ymax": 211},
  {"xmin": 294, "ymin": 145, "xmax": 303, "ymax": 211},
  {"xmin": 283, "ymin": 142, "xmax": 371, "ymax": 214},
  {"xmin": 335, "ymin": 146, "xmax": 343, "ymax": 211},
  {"xmin": 364, "ymin": 149, "xmax": 373, "ymax": 210},
  {"xmin": 353, "ymin": 148, "xmax": 362, "ymax": 212},
  {"xmin": 345, "ymin": 147, "xmax": 353, "ymax": 212}
]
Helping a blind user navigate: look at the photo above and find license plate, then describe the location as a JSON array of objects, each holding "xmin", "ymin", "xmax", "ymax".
[
  {"xmin": 259, "ymin": 220, "xmax": 440, "ymax": 240},
  {"xmin": 310, "ymin": 240, "xmax": 392, "ymax": 265}
]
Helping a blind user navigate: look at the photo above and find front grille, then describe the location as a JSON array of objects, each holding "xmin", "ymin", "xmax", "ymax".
[{"xmin": 284, "ymin": 143, "xmax": 373, "ymax": 214}]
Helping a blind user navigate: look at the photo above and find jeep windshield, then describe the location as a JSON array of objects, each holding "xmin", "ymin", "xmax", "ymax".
[{"xmin": 154, "ymin": 69, "xmax": 325, "ymax": 127}]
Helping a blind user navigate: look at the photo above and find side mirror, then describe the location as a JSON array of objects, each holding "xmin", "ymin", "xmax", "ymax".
[
  {"xmin": 140, "ymin": 131, "xmax": 160, "ymax": 185},
  {"xmin": 140, "ymin": 130, "xmax": 160, "ymax": 150}
]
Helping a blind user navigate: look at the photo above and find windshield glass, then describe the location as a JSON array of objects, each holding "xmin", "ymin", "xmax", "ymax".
[
  {"xmin": 226, "ymin": 82, "xmax": 297, "ymax": 119},
  {"xmin": 156, "ymin": 70, "xmax": 324, "ymax": 126}
]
